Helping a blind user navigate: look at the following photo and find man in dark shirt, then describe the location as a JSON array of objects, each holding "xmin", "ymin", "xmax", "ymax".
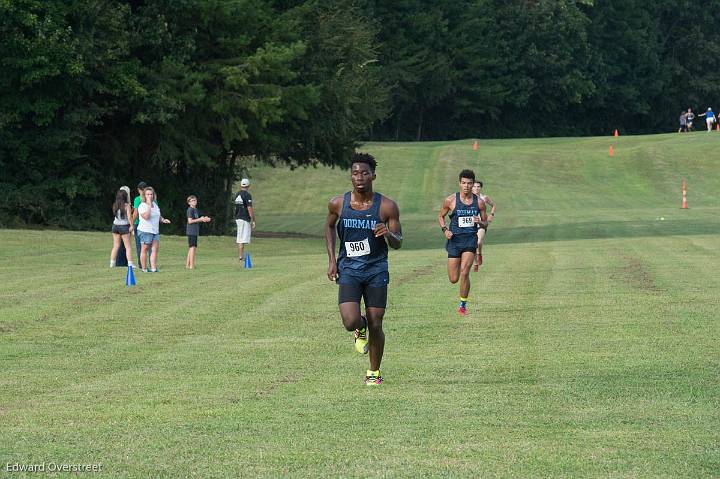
[{"xmin": 234, "ymin": 178, "xmax": 255, "ymax": 261}]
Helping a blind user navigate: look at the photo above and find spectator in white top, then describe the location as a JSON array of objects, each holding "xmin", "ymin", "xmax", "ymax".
[{"xmin": 137, "ymin": 186, "xmax": 170, "ymax": 272}]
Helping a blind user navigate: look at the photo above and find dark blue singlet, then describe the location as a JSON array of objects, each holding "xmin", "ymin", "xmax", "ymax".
[
  {"xmin": 337, "ymin": 192, "xmax": 388, "ymax": 278},
  {"xmin": 449, "ymin": 192, "xmax": 480, "ymax": 236},
  {"xmin": 446, "ymin": 193, "xmax": 480, "ymax": 257}
]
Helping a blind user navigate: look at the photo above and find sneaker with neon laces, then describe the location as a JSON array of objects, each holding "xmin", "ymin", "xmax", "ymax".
[
  {"xmin": 354, "ymin": 315, "xmax": 369, "ymax": 354},
  {"xmin": 364, "ymin": 370, "xmax": 382, "ymax": 386},
  {"xmin": 458, "ymin": 305, "xmax": 467, "ymax": 316}
]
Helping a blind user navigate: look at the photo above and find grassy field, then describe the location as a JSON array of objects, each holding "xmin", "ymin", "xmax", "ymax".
[{"xmin": 1, "ymin": 133, "xmax": 719, "ymax": 477}]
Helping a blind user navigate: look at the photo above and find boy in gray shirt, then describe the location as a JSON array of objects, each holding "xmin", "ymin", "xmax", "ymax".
[{"xmin": 186, "ymin": 195, "xmax": 211, "ymax": 269}]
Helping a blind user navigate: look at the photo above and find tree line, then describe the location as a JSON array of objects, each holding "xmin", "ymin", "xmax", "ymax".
[{"xmin": 2, "ymin": 0, "xmax": 718, "ymax": 232}]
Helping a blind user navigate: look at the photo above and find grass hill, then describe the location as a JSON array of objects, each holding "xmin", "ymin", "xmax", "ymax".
[{"xmin": 251, "ymin": 133, "xmax": 720, "ymax": 248}]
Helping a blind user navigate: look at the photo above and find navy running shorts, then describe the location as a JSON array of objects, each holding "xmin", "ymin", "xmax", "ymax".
[
  {"xmin": 446, "ymin": 234, "xmax": 478, "ymax": 258},
  {"xmin": 337, "ymin": 269, "xmax": 389, "ymax": 308}
]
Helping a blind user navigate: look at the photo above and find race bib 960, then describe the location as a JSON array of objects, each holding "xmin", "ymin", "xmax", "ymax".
[{"xmin": 345, "ymin": 238, "xmax": 371, "ymax": 257}]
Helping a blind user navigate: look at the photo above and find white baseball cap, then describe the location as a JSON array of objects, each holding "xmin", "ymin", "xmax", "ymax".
[{"xmin": 240, "ymin": 178, "xmax": 250, "ymax": 187}]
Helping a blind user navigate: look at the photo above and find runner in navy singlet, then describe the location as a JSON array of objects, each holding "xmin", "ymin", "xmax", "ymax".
[
  {"xmin": 325, "ymin": 152, "xmax": 402, "ymax": 386},
  {"xmin": 438, "ymin": 169, "xmax": 487, "ymax": 316}
]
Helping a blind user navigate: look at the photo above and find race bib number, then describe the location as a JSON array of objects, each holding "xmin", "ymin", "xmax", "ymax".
[
  {"xmin": 458, "ymin": 216, "xmax": 475, "ymax": 228},
  {"xmin": 345, "ymin": 238, "xmax": 371, "ymax": 257}
]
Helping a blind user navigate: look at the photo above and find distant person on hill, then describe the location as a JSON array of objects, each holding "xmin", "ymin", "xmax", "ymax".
[
  {"xmin": 698, "ymin": 107, "xmax": 716, "ymax": 131},
  {"xmin": 137, "ymin": 186, "xmax": 170, "ymax": 272},
  {"xmin": 186, "ymin": 195, "xmax": 211, "ymax": 269},
  {"xmin": 115, "ymin": 185, "xmax": 132, "ymax": 267},
  {"xmin": 678, "ymin": 111, "xmax": 688, "ymax": 133},
  {"xmin": 686, "ymin": 108, "xmax": 695, "ymax": 131},
  {"xmin": 234, "ymin": 178, "xmax": 255, "ymax": 262},
  {"xmin": 438, "ymin": 169, "xmax": 487, "ymax": 316},
  {"xmin": 109, "ymin": 188, "xmax": 134, "ymax": 268},
  {"xmin": 471, "ymin": 180, "xmax": 496, "ymax": 271}
]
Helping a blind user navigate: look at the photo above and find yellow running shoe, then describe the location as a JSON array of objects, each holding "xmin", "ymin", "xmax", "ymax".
[
  {"xmin": 354, "ymin": 315, "xmax": 368, "ymax": 354},
  {"xmin": 364, "ymin": 370, "xmax": 383, "ymax": 386}
]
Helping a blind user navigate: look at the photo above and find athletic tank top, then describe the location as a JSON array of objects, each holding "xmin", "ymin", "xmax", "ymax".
[
  {"xmin": 336, "ymin": 192, "xmax": 388, "ymax": 273},
  {"xmin": 113, "ymin": 206, "xmax": 129, "ymax": 225},
  {"xmin": 449, "ymin": 192, "xmax": 480, "ymax": 236}
]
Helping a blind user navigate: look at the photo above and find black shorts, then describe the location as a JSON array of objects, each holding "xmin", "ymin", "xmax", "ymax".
[
  {"xmin": 112, "ymin": 224, "xmax": 130, "ymax": 235},
  {"xmin": 187, "ymin": 235, "xmax": 198, "ymax": 248},
  {"xmin": 446, "ymin": 234, "xmax": 478, "ymax": 258},
  {"xmin": 337, "ymin": 269, "xmax": 389, "ymax": 308},
  {"xmin": 338, "ymin": 284, "xmax": 388, "ymax": 308}
]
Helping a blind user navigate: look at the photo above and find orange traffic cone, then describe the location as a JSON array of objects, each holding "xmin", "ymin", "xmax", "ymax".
[
  {"xmin": 472, "ymin": 140, "xmax": 478, "ymax": 151},
  {"xmin": 681, "ymin": 179, "xmax": 688, "ymax": 209},
  {"xmin": 614, "ymin": 129, "xmax": 619, "ymax": 137},
  {"xmin": 609, "ymin": 145, "xmax": 614, "ymax": 157}
]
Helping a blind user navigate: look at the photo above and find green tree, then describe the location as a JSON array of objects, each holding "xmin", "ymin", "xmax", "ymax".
[
  {"xmin": 371, "ymin": 0, "xmax": 456, "ymax": 140},
  {"xmin": 444, "ymin": 0, "xmax": 595, "ymax": 137},
  {"xmin": 0, "ymin": 0, "xmax": 136, "ymax": 227}
]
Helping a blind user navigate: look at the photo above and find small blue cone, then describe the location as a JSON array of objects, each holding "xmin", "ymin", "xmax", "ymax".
[
  {"xmin": 125, "ymin": 265, "xmax": 136, "ymax": 287},
  {"xmin": 244, "ymin": 253, "xmax": 252, "ymax": 269}
]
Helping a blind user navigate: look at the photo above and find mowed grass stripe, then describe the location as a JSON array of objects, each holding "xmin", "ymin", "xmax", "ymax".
[{"xmin": 2, "ymin": 238, "xmax": 718, "ymax": 476}]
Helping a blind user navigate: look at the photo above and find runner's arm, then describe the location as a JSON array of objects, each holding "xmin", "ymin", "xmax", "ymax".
[
  {"xmin": 486, "ymin": 196, "xmax": 496, "ymax": 220},
  {"xmin": 438, "ymin": 196, "xmax": 453, "ymax": 229},
  {"xmin": 438, "ymin": 195, "xmax": 454, "ymax": 239},
  {"xmin": 479, "ymin": 201, "xmax": 488, "ymax": 224},
  {"xmin": 325, "ymin": 197, "xmax": 342, "ymax": 280},
  {"xmin": 375, "ymin": 199, "xmax": 402, "ymax": 249}
]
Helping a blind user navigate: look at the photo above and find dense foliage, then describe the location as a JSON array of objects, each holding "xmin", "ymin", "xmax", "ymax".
[
  {"xmin": 1, "ymin": 0, "xmax": 718, "ymax": 230},
  {"xmin": 371, "ymin": 0, "xmax": 720, "ymax": 140}
]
